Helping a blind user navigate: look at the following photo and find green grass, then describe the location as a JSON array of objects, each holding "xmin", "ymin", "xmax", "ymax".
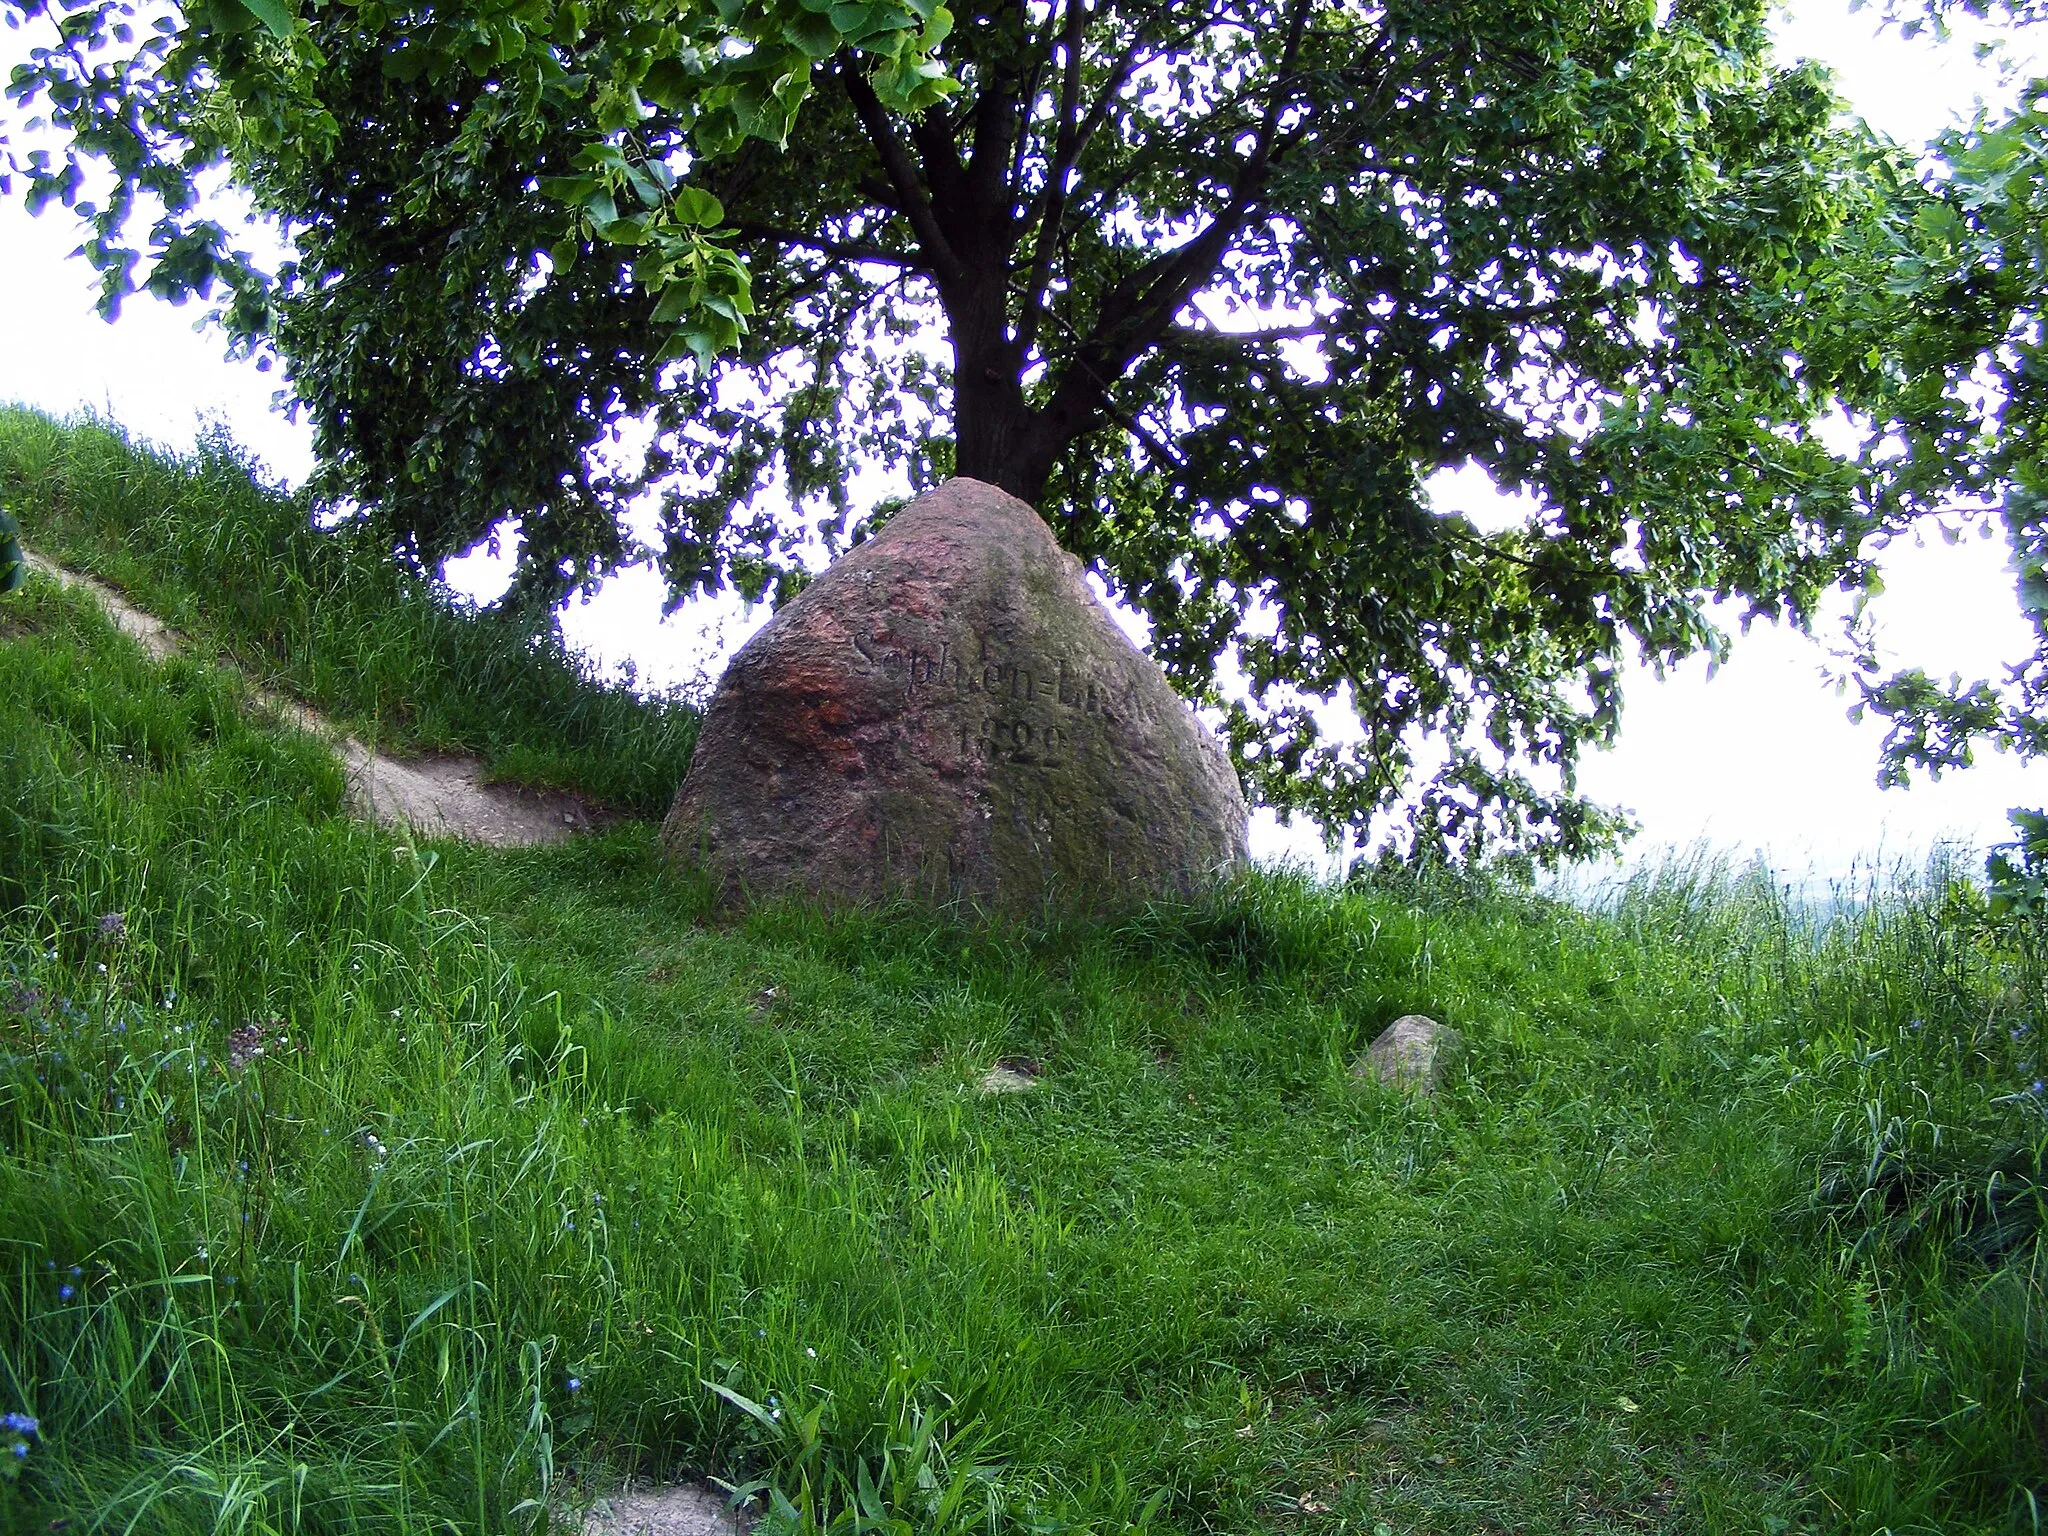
[
  {"xmin": 0, "ymin": 406, "xmax": 698, "ymax": 813},
  {"xmin": 0, "ymin": 437, "xmax": 2045, "ymax": 1533}
]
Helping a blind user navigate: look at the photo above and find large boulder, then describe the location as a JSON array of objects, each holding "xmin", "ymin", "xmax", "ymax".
[{"xmin": 663, "ymin": 478, "xmax": 1249, "ymax": 911}]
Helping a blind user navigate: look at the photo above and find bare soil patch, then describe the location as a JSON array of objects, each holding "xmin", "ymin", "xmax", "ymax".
[{"xmin": 26, "ymin": 551, "xmax": 606, "ymax": 846}]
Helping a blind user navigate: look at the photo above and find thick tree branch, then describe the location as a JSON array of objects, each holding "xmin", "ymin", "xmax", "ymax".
[
  {"xmin": 1015, "ymin": 11, "xmax": 1221, "ymax": 356},
  {"xmin": 1029, "ymin": 0, "xmax": 1314, "ymax": 464},
  {"xmin": 909, "ymin": 109, "xmax": 974, "ymax": 218},
  {"xmin": 1124, "ymin": 0, "xmax": 1313, "ymax": 318},
  {"xmin": 963, "ymin": 1, "xmax": 1032, "ymax": 221},
  {"xmin": 1111, "ymin": 397, "xmax": 1190, "ymax": 478},
  {"xmin": 1167, "ymin": 318, "xmax": 1326, "ymax": 347},
  {"xmin": 731, "ymin": 222, "xmax": 924, "ymax": 269},
  {"xmin": 840, "ymin": 63, "xmax": 969, "ymax": 292},
  {"xmin": 1012, "ymin": 0, "xmax": 1096, "ymax": 360}
]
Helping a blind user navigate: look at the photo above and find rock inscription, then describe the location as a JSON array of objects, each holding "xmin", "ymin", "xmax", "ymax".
[
  {"xmin": 662, "ymin": 477, "xmax": 1250, "ymax": 912},
  {"xmin": 849, "ymin": 631, "xmax": 1128, "ymax": 771}
]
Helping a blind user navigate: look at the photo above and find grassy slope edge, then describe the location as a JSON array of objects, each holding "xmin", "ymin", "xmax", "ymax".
[
  {"xmin": 0, "ymin": 406, "xmax": 699, "ymax": 814},
  {"xmin": 0, "ymin": 423, "xmax": 2043, "ymax": 1534}
]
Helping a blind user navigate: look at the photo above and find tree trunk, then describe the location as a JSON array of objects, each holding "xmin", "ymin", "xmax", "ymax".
[{"xmin": 948, "ymin": 295, "xmax": 1046, "ymax": 504}]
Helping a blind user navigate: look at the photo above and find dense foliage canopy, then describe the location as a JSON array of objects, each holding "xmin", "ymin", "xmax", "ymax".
[
  {"xmin": 2, "ymin": 0, "xmax": 1992, "ymax": 857},
  {"xmin": 1816, "ymin": 0, "xmax": 2048, "ymax": 900}
]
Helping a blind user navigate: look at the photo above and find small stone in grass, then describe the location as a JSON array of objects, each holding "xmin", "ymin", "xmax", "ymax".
[
  {"xmin": 978, "ymin": 1057, "xmax": 1041, "ymax": 1095},
  {"xmin": 1351, "ymin": 1014, "xmax": 1462, "ymax": 1094}
]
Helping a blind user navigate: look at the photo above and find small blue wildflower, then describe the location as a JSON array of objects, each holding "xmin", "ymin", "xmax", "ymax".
[
  {"xmin": 57, "ymin": 1286, "xmax": 72, "ymax": 1301},
  {"xmin": 68, "ymin": 1267, "xmax": 80, "ymax": 1278},
  {"xmin": 10, "ymin": 1443, "xmax": 24, "ymax": 1459},
  {"xmin": 2, "ymin": 1414, "xmax": 37, "ymax": 1434},
  {"xmin": 566, "ymin": 1377, "xmax": 581, "ymax": 1393}
]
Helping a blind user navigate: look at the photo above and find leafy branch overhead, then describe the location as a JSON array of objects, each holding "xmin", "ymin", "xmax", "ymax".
[
  {"xmin": 0, "ymin": 0, "xmax": 2015, "ymax": 859},
  {"xmin": 1843, "ymin": 91, "xmax": 2048, "ymax": 787},
  {"xmin": 3, "ymin": 0, "xmax": 956, "ymax": 360}
]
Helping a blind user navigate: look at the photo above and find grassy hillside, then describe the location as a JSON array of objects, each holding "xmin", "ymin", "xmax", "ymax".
[
  {"xmin": 0, "ymin": 407, "xmax": 698, "ymax": 813},
  {"xmin": 0, "ymin": 421, "xmax": 2044, "ymax": 1535}
]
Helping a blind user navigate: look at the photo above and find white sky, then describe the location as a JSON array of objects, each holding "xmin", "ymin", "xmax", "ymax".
[{"xmin": 2, "ymin": 1, "xmax": 2045, "ymax": 878}]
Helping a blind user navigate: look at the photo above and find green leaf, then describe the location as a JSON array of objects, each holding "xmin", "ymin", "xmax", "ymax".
[
  {"xmin": 641, "ymin": 57, "xmax": 695, "ymax": 112},
  {"xmin": 624, "ymin": 162, "xmax": 665, "ymax": 208},
  {"xmin": 829, "ymin": 1, "xmax": 892, "ymax": 41},
  {"xmin": 382, "ymin": 43, "xmax": 431, "ymax": 82},
  {"xmin": 782, "ymin": 8, "xmax": 841, "ymax": 59},
  {"xmin": 193, "ymin": 0, "xmax": 260, "ymax": 35},
  {"xmin": 593, "ymin": 214, "xmax": 649, "ymax": 244},
  {"xmin": 231, "ymin": 0, "xmax": 295, "ymax": 35},
  {"xmin": 573, "ymin": 142, "xmax": 632, "ymax": 173},
  {"xmin": 668, "ymin": 186, "xmax": 724, "ymax": 227},
  {"xmin": 536, "ymin": 174, "xmax": 599, "ymax": 205},
  {"xmin": 594, "ymin": 83, "xmax": 644, "ymax": 132},
  {"xmin": 702, "ymin": 1381, "xmax": 781, "ymax": 1434},
  {"xmin": 650, "ymin": 284, "xmax": 694, "ymax": 325}
]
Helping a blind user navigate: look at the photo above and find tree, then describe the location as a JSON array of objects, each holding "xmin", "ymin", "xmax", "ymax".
[
  {"xmin": 1789, "ymin": 2, "xmax": 2048, "ymax": 892},
  {"xmin": 3, "ymin": 0, "xmax": 1928, "ymax": 859}
]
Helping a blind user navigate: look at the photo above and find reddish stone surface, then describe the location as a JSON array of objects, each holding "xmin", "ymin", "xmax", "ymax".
[{"xmin": 662, "ymin": 478, "xmax": 1249, "ymax": 912}]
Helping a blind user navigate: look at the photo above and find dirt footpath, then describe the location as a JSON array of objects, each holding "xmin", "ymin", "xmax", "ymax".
[{"xmin": 27, "ymin": 551, "xmax": 601, "ymax": 847}]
